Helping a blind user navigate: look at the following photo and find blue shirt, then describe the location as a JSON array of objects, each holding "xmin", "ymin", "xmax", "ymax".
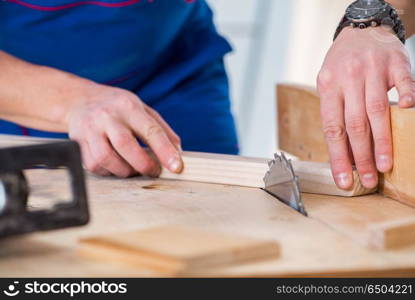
[{"xmin": 0, "ymin": 0, "xmax": 239, "ymax": 154}]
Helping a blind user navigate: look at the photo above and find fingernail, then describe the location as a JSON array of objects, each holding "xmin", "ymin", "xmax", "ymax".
[
  {"xmin": 335, "ymin": 173, "xmax": 351, "ymax": 188},
  {"xmin": 168, "ymin": 156, "xmax": 183, "ymax": 173},
  {"xmin": 362, "ymin": 173, "xmax": 377, "ymax": 188},
  {"xmin": 377, "ymin": 155, "xmax": 391, "ymax": 171},
  {"xmin": 404, "ymin": 96, "xmax": 414, "ymax": 106}
]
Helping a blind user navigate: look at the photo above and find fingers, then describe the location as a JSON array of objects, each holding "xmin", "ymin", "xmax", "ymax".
[
  {"xmin": 128, "ymin": 113, "xmax": 183, "ymax": 174},
  {"xmin": 78, "ymin": 140, "xmax": 111, "ymax": 176},
  {"xmin": 365, "ymin": 70, "xmax": 393, "ymax": 173},
  {"xmin": 106, "ymin": 122, "xmax": 161, "ymax": 177},
  {"xmin": 144, "ymin": 106, "xmax": 182, "ymax": 151},
  {"xmin": 392, "ymin": 63, "xmax": 415, "ymax": 108},
  {"xmin": 318, "ymin": 71, "xmax": 354, "ymax": 190},
  {"xmin": 344, "ymin": 79, "xmax": 378, "ymax": 189},
  {"xmin": 87, "ymin": 133, "xmax": 135, "ymax": 178},
  {"xmin": 68, "ymin": 89, "xmax": 183, "ymax": 177},
  {"xmin": 317, "ymin": 29, "xmax": 411, "ymax": 190}
]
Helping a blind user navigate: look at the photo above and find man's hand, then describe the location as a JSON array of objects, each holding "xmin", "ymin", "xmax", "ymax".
[
  {"xmin": 0, "ymin": 51, "xmax": 182, "ymax": 178},
  {"xmin": 67, "ymin": 84, "xmax": 182, "ymax": 178},
  {"xmin": 317, "ymin": 26, "xmax": 415, "ymax": 190}
]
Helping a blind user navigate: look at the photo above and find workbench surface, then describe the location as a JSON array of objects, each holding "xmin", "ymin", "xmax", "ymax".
[{"xmin": 1, "ymin": 135, "xmax": 415, "ymax": 277}]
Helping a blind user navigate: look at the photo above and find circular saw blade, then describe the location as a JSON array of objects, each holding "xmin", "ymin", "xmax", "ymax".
[{"xmin": 263, "ymin": 153, "xmax": 307, "ymax": 216}]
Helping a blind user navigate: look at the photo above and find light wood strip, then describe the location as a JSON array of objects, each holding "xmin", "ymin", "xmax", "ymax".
[{"xmin": 160, "ymin": 151, "xmax": 375, "ymax": 197}]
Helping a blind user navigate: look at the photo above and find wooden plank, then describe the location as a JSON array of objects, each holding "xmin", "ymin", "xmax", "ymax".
[
  {"xmin": 293, "ymin": 161, "xmax": 376, "ymax": 197},
  {"xmin": 380, "ymin": 106, "xmax": 415, "ymax": 207},
  {"xmin": 2, "ymin": 136, "xmax": 415, "ymax": 277},
  {"xmin": 368, "ymin": 218, "xmax": 415, "ymax": 250},
  {"xmin": 160, "ymin": 151, "xmax": 375, "ymax": 197},
  {"xmin": 2, "ymin": 168, "xmax": 415, "ymax": 277},
  {"xmin": 0, "ymin": 134, "xmax": 373, "ymax": 197},
  {"xmin": 277, "ymin": 84, "xmax": 329, "ymax": 162},
  {"xmin": 79, "ymin": 226, "xmax": 280, "ymax": 275},
  {"xmin": 160, "ymin": 151, "xmax": 268, "ymax": 188},
  {"xmin": 305, "ymin": 193, "xmax": 415, "ymax": 249},
  {"xmin": 0, "ymin": 134, "xmax": 60, "ymax": 146}
]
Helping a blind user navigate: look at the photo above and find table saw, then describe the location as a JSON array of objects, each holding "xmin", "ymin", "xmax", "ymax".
[{"xmin": 1, "ymin": 84, "xmax": 415, "ymax": 277}]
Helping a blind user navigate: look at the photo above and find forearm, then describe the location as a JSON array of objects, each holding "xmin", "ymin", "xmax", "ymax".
[
  {"xmin": 0, "ymin": 51, "xmax": 97, "ymax": 132},
  {"xmin": 0, "ymin": 51, "xmax": 183, "ymax": 177},
  {"xmin": 388, "ymin": 0, "xmax": 415, "ymax": 37}
]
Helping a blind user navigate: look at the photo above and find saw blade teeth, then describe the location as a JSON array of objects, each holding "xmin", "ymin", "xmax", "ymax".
[
  {"xmin": 287, "ymin": 159, "xmax": 295, "ymax": 174},
  {"xmin": 279, "ymin": 152, "xmax": 296, "ymax": 180},
  {"xmin": 263, "ymin": 171, "xmax": 271, "ymax": 184},
  {"xmin": 263, "ymin": 153, "xmax": 307, "ymax": 217},
  {"xmin": 281, "ymin": 153, "xmax": 289, "ymax": 167},
  {"xmin": 281, "ymin": 153, "xmax": 291, "ymax": 167}
]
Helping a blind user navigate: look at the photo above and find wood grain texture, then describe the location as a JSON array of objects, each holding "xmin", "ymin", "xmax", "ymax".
[
  {"xmin": 305, "ymin": 193, "xmax": 415, "ymax": 250},
  {"xmin": 380, "ymin": 106, "xmax": 415, "ymax": 207},
  {"xmin": 293, "ymin": 161, "xmax": 376, "ymax": 197},
  {"xmin": 160, "ymin": 152, "xmax": 375, "ymax": 197},
  {"xmin": 0, "ymin": 134, "xmax": 372, "ymax": 197},
  {"xmin": 2, "ymin": 168, "xmax": 415, "ymax": 277},
  {"xmin": 277, "ymin": 84, "xmax": 329, "ymax": 162},
  {"xmin": 160, "ymin": 151, "xmax": 268, "ymax": 188},
  {"xmin": 79, "ymin": 226, "xmax": 280, "ymax": 275},
  {"xmin": 1, "ymin": 135, "xmax": 415, "ymax": 276}
]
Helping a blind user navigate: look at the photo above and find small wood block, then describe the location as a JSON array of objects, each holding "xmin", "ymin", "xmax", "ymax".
[
  {"xmin": 159, "ymin": 151, "xmax": 269, "ymax": 188},
  {"xmin": 293, "ymin": 161, "xmax": 376, "ymax": 197},
  {"xmin": 79, "ymin": 226, "xmax": 280, "ymax": 275},
  {"xmin": 305, "ymin": 193, "xmax": 415, "ymax": 250},
  {"xmin": 368, "ymin": 218, "xmax": 415, "ymax": 250},
  {"xmin": 380, "ymin": 106, "xmax": 415, "ymax": 207}
]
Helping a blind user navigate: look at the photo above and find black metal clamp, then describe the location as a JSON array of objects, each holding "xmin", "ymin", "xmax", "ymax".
[{"xmin": 0, "ymin": 141, "xmax": 89, "ymax": 238}]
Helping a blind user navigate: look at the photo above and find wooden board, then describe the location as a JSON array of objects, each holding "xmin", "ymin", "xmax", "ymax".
[
  {"xmin": 380, "ymin": 106, "xmax": 415, "ymax": 207},
  {"xmin": 79, "ymin": 226, "xmax": 280, "ymax": 275},
  {"xmin": 368, "ymin": 218, "xmax": 415, "ymax": 250},
  {"xmin": 0, "ymin": 167, "xmax": 415, "ymax": 277},
  {"xmin": 305, "ymin": 193, "xmax": 415, "ymax": 250},
  {"xmin": 1, "ymin": 135, "xmax": 415, "ymax": 277},
  {"xmin": 293, "ymin": 161, "xmax": 375, "ymax": 197},
  {"xmin": 0, "ymin": 134, "xmax": 60, "ymax": 146},
  {"xmin": 277, "ymin": 84, "xmax": 329, "ymax": 162},
  {"xmin": 160, "ymin": 152, "xmax": 375, "ymax": 197},
  {"xmin": 0, "ymin": 134, "xmax": 374, "ymax": 196}
]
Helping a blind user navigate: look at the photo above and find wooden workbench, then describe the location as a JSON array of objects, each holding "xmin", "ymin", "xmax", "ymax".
[{"xmin": 1, "ymin": 135, "xmax": 415, "ymax": 277}]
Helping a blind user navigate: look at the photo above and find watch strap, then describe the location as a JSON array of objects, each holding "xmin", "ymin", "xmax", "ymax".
[{"xmin": 333, "ymin": 3, "xmax": 406, "ymax": 44}]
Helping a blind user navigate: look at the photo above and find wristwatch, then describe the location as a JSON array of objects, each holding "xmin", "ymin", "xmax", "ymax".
[{"xmin": 334, "ymin": 0, "xmax": 406, "ymax": 44}]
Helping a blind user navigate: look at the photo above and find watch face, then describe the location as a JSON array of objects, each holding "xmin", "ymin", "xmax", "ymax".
[{"xmin": 346, "ymin": 0, "xmax": 387, "ymax": 21}]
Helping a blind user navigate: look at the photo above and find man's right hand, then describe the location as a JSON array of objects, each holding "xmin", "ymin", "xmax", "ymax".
[
  {"xmin": 0, "ymin": 51, "xmax": 182, "ymax": 178},
  {"xmin": 66, "ymin": 84, "xmax": 183, "ymax": 178}
]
